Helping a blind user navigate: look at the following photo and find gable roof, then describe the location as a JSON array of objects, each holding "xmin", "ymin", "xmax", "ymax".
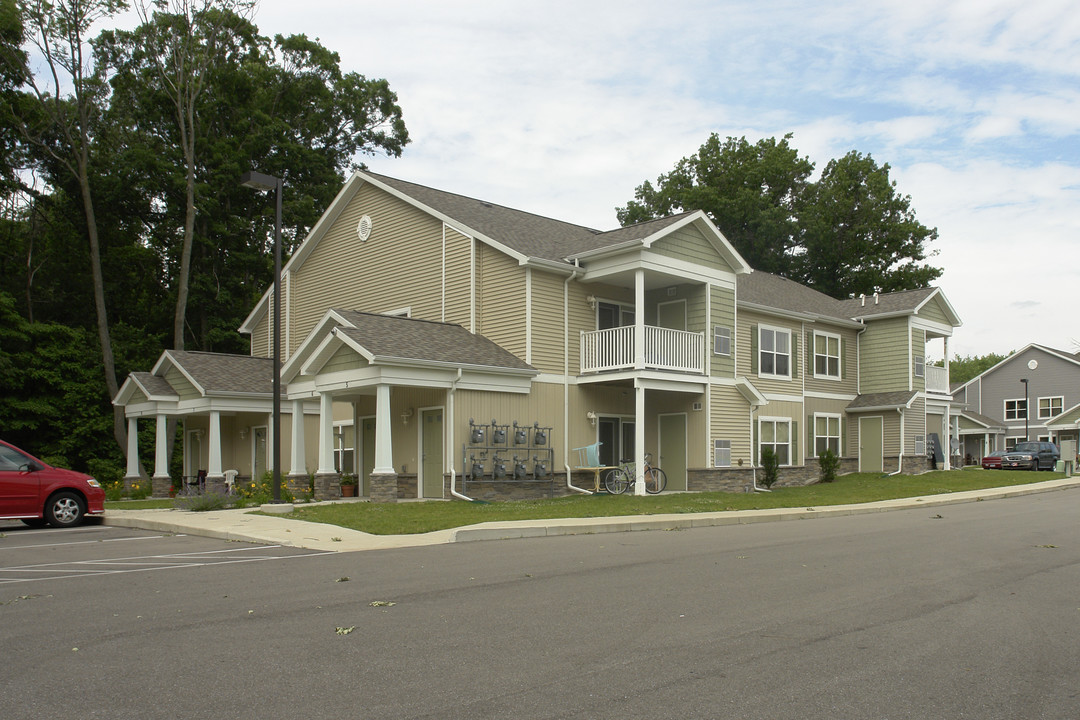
[
  {"xmin": 846, "ymin": 390, "xmax": 918, "ymax": 412},
  {"xmin": 835, "ymin": 286, "xmax": 961, "ymax": 326},
  {"xmin": 952, "ymin": 343, "xmax": 1080, "ymax": 395},
  {"xmin": 958, "ymin": 410, "xmax": 1007, "ymax": 431},
  {"xmin": 332, "ymin": 310, "xmax": 534, "ymax": 371},
  {"xmin": 152, "ymin": 351, "xmax": 276, "ymax": 397}
]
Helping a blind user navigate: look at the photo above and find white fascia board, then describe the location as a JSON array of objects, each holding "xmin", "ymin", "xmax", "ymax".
[
  {"xmin": 911, "ymin": 316, "xmax": 954, "ymax": 337},
  {"xmin": 121, "ymin": 400, "xmax": 180, "ymax": 418},
  {"xmin": 803, "ymin": 390, "xmax": 859, "ymax": 402},
  {"xmin": 738, "ymin": 300, "xmax": 864, "ymax": 329},
  {"xmin": 151, "ymin": 351, "xmax": 207, "ymax": 396},
  {"xmin": 736, "ymin": 377, "xmax": 768, "ymax": 406},
  {"xmin": 635, "ymin": 375, "xmax": 708, "ymax": 394},
  {"xmin": 370, "ymin": 355, "xmax": 538, "ymax": 378},
  {"xmin": 172, "ymin": 396, "xmax": 275, "ymax": 415},
  {"xmin": 522, "ymin": 256, "xmax": 576, "ymax": 274}
]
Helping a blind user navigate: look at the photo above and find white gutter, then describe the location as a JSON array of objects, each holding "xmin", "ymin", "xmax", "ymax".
[
  {"xmin": 447, "ymin": 368, "xmax": 473, "ymax": 501},
  {"xmin": 563, "ymin": 261, "xmax": 592, "ymax": 495}
]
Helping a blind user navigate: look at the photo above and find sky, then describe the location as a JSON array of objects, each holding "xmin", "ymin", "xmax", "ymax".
[{"xmin": 158, "ymin": 1, "xmax": 1080, "ymax": 358}]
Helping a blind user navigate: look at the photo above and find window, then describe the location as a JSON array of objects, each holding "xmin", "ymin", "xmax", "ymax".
[
  {"xmin": 759, "ymin": 418, "xmax": 791, "ymax": 466},
  {"xmin": 334, "ymin": 423, "xmax": 354, "ymax": 474},
  {"xmin": 713, "ymin": 326, "xmax": 731, "ymax": 356},
  {"xmin": 813, "ymin": 414, "xmax": 841, "ymax": 456},
  {"xmin": 1038, "ymin": 397, "xmax": 1063, "ymax": 419},
  {"xmin": 813, "ymin": 332, "xmax": 840, "ymax": 379},
  {"xmin": 758, "ymin": 326, "xmax": 790, "ymax": 378},
  {"xmin": 714, "ymin": 439, "xmax": 731, "ymax": 467},
  {"xmin": 1004, "ymin": 399, "xmax": 1027, "ymax": 421},
  {"xmin": 914, "ymin": 355, "xmax": 925, "ymax": 378},
  {"xmin": 914, "ymin": 435, "xmax": 925, "ymax": 455},
  {"xmin": 1005, "ymin": 436, "xmax": 1026, "ymax": 450},
  {"xmin": 598, "ymin": 301, "xmax": 634, "ymax": 330}
]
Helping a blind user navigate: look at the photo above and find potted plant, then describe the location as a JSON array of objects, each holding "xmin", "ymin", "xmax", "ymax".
[{"xmin": 340, "ymin": 473, "xmax": 358, "ymax": 497}]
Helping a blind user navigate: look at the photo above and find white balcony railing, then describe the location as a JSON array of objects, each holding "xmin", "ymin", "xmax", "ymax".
[
  {"xmin": 580, "ymin": 326, "xmax": 705, "ymax": 375},
  {"xmin": 925, "ymin": 364, "xmax": 950, "ymax": 394}
]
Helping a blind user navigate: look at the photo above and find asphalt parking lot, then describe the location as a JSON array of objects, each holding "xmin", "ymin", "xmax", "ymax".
[{"xmin": 0, "ymin": 519, "xmax": 328, "ymax": 586}]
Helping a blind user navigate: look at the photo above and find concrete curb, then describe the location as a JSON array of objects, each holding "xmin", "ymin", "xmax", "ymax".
[{"xmin": 105, "ymin": 477, "xmax": 1080, "ymax": 552}]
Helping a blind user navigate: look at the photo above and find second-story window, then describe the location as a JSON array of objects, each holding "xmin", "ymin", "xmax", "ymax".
[
  {"xmin": 713, "ymin": 326, "xmax": 731, "ymax": 356},
  {"xmin": 598, "ymin": 301, "xmax": 634, "ymax": 330},
  {"xmin": 759, "ymin": 326, "xmax": 790, "ymax": 378},
  {"xmin": 914, "ymin": 355, "xmax": 925, "ymax": 378},
  {"xmin": 1004, "ymin": 398, "xmax": 1027, "ymax": 420},
  {"xmin": 813, "ymin": 332, "xmax": 841, "ymax": 379},
  {"xmin": 1038, "ymin": 396, "xmax": 1063, "ymax": 419}
]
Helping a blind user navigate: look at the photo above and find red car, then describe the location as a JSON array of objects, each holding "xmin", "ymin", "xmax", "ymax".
[
  {"xmin": 0, "ymin": 439, "xmax": 105, "ymax": 527},
  {"xmin": 981, "ymin": 450, "xmax": 1006, "ymax": 470}
]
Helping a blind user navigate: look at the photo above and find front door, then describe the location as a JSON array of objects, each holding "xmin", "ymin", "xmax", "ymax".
[
  {"xmin": 421, "ymin": 409, "xmax": 444, "ymax": 498},
  {"xmin": 361, "ymin": 418, "xmax": 375, "ymax": 497},
  {"xmin": 859, "ymin": 416, "xmax": 884, "ymax": 473},
  {"xmin": 659, "ymin": 413, "xmax": 687, "ymax": 491}
]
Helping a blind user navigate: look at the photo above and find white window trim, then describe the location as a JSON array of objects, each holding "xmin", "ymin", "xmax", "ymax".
[
  {"xmin": 758, "ymin": 416, "xmax": 793, "ymax": 467},
  {"xmin": 1004, "ymin": 398, "xmax": 1027, "ymax": 421},
  {"xmin": 1038, "ymin": 396, "xmax": 1064, "ymax": 419},
  {"xmin": 713, "ymin": 325, "xmax": 731, "ymax": 356},
  {"xmin": 813, "ymin": 331, "xmax": 841, "ymax": 380},
  {"xmin": 811, "ymin": 413, "xmax": 841, "ymax": 458},
  {"xmin": 758, "ymin": 324, "xmax": 792, "ymax": 380}
]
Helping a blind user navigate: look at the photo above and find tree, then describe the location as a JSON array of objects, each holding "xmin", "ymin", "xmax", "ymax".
[
  {"xmin": 14, "ymin": 0, "xmax": 129, "ymax": 451},
  {"xmin": 797, "ymin": 151, "xmax": 941, "ymax": 298},
  {"xmin": 617, "ymin": 134, "xmax": 812, "ymax": 275},
  {"xmin": 938, "ymin": 352, "xmax": 1010, "ymax": 386},
  {"xmin": 0, "ymin": 0, "xmax": 28, "ymax": 193},
  {"xmin": 617, "ymin": 135, "xmax": 943, "ymax": 299}
]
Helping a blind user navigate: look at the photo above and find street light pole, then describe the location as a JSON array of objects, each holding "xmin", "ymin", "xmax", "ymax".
[
  {"xmin": 1020, "ymin": 378, "xmax": 1029, "ymax": 442},
  {"xmin": 241, "ymin": 171, "xmax": 282, "ymax": 503}
]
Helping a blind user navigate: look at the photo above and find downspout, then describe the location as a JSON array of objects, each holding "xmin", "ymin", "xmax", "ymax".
[
  {"xmin": 564, "ymin": 260, "xmax": 592, "ymax": 494},
  {"xmin": 888, "ymin": 407, "xmax": 905, "ymax": 476},
  {"xmin": 447, "ymin": 368, "xmax": 473, "ymax": 501}
]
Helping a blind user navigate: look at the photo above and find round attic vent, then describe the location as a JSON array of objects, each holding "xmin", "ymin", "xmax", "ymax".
[{"xmin": 357, "ymin": 214, "xmax": 372, "ymax": 242}]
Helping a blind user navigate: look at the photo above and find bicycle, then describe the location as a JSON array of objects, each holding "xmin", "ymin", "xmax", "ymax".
[{"xmin": 603, "ymin": 453, "xmax": 667, "ymax": 494}]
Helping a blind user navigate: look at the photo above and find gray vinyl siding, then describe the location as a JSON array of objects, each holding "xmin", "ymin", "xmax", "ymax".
[
  {"xmin": 290, "ymin": 182, "xmax": 444, "ymax": 355},
  {"xmin": 710, "ymin": 284, "xmax": 736, "ymax": 378},
  {"xmin": 476, "ymin": 244, "xmax": 527, "ymax": 360},
  {"xmin": 710, "ymin": 383, "xmax": 752, "ymax": 467},
  {"xmin": 973, "ymin": 347, "xmax": 1080, "ymax": 432},
  {"xmin": 443, "ymin": 226, "xmax": 472, "ymax": 329},
  {"xmin": 650, "ymin": 224, "xmax": 735, "ymax": 273},
  {"xmin": 858, "ymin": 316, "xmax": 910, "ymax": 393}
]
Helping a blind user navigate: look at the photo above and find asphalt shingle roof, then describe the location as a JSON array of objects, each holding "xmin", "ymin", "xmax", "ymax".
[
  {"xmin": 164, "ymin": 351, "xmax": 277, "ymax": 395},
  {"xmin": 131, "ymin": 371, "xmax": 178, "ymax": 399},
  {"xmin": 835, "ymin": 287, "xmax": 937, "ymax": 318},
  {"xmin": 333, "ymin": 310, "xmax": 534, "ymax": 371},
  {"xmin": 737, "ymin": 271, "xmax": 854, "ymax": 321},
  {"xmin": 846, "ymin": 391, "xmax": 918, "ymax": 411}
]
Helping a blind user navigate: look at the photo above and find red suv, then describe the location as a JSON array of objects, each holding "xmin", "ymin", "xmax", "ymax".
[{"xmin": 0, "ymin": 440, "xmax": 106, "ymax": 527}]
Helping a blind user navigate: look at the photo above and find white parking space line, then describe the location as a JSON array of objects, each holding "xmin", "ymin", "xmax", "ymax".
[{"xmin": 0, "ymin": 534, "xmax": 176, "ymax": 551}]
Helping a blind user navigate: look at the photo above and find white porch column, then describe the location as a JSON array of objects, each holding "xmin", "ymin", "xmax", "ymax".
[
  {"xmin": 634, "ymin": 269, "xmax": 646, "ymax": 370},
  {"xmin": 634, "ymin": 380, "xmax": 646, "ymax": 495},
  {"xmin": 317, "ymin": 392, "xmax": 336, "ymax": 475},
  {"xmin": 207, "ymin": 410, "xmax": 223, "ymax": 478},
  {"xmin": 374, "ymin": 383, "xmax": 394, "ymax": 474},
  {"xmin": 125, "ymin": 417, "xmax": 140, "ymax": 479},
  {"xmin": 153, "ymin": 414, "xmax": 169, "ymax": 479},
  {"xmin": 352, "ymin": 402, "xmax": 361, "ymax": 476},
  {"xmin": 290, "ymin": 398, "xmax": 306, "ymax": 476}
]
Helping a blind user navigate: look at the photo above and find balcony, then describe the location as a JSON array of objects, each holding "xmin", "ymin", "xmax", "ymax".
[
  {"xmin": 925, "ymin": 364, "xmax": 950, "ymax": 394},
  {"xmin": 580, "ymin": 326, "xmax": 705, "ymax": 375}
]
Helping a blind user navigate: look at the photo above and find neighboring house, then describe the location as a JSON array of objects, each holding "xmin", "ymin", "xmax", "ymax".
[
  {"xmin": 113, "ymin": 172, "xmax": 963, "ymax": 501},
  {"xmin": 952, "ymin": 344, "xmax": 1080, "ymax": 466}
]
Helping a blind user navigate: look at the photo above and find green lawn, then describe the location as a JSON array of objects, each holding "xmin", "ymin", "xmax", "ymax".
[{"xmin": 283, "ymin": 468, "xmax": 1063, "ymax": 535}]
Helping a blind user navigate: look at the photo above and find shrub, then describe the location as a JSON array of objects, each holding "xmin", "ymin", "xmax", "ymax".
[
  {"xmin": 128, "ymin": 480, "xmax": 151, "ymax": 500},
  {"xmin": 104, "ymin": 480, "xmax": 125, "ymax": 502},
  {"xmin": 818, "ymin": 448, "xmax": 841, "ymax": 483},
  {"xmin": 759, "ymin": 447, "xmax": 780, "ymax": 489},
  {"xmin": 174, "ymin": 492, "xmax": 230, "ymax": 512}
]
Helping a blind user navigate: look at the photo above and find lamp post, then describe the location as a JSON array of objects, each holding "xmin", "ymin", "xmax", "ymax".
[
  {"xmin": 241, "ymin": 171, "xmax": 282, "ymax": 503},
  {"xmin": 1020, "ymin": 377, "xmax": 1029, "ymax": 442}
]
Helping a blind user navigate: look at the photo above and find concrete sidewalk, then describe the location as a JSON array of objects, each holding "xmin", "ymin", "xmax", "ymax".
[{"xmin": 103, "ymin": 477, "xmax": 1080, "ymax": 553}]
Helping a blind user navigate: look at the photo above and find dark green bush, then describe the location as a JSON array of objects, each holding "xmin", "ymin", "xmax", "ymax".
[
  {"xmin": 759, "ymin": 447, "xmax": 779, "ymax": 488},
  {"xmin": 818, "ymin": 448, "xmax": 840, "ymax": 483}
]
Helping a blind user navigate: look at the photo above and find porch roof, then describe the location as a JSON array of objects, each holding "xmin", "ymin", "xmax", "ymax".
[
  {"xmin": 846, "ymin": 391, "xmax": 918, "ymax": 412},
  {"xmin": 153, "ymin": 350, "xmax": 277, "ymax": 396},
  {"xmin": 958, "ymin": 409, "xmax": 1007, "ymax": 432}
]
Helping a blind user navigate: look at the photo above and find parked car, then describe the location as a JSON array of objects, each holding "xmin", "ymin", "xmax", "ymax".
[
  {"xmin": 0, "ymin": 440, "xmax": 105, "ymax": 527},
  {"xmin": 981, "ymin": 450, "xmax": 1007, "ymax": 470},
  {"xmin": 1002, "ymin": 441, "xmax": 1060, "ymax": 471}
]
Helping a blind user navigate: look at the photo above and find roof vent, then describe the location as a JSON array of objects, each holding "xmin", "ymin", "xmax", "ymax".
[
  {"xmin": 859, "ymin": 293, "xmax": 865, "ymax": 307},
  {"xmin": 874, "ymin": 292, "xmax": 879, "ymax": 305},
  {"xmin": 357, "ymin": 215, "xmax": 372, "ymax": 242}
]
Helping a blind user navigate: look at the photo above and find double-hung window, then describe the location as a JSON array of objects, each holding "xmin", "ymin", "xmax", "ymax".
[
  {"xmin": 813, "ymin": 414, "xmax": 841, "ymax": 457},
  {"xmin": 713, "ymin": 326, "xmax": 731, "ymax": 356},
  {"xmin": 759, "ymin": 418, "xmax": 791, "ymax": 466},
  {"xmin": 759, "ymin": 326, "xmax": 790, "ymax": 378},
  {"xmin": 1004, "ymin": 399, "xmax": 1027, "ymax": 421},
  {"xmin": 813, "ymin": 332, "xmax": 840, "ymax": 379},
  {"xmin": 1038, "ymin": 397, "xmax": 1063, "ymax": 419}
]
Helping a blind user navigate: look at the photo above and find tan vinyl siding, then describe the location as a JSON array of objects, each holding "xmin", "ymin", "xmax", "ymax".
[
  {"xmin": 710, "ymin": 383, "xmax": 752, "ymax": 467},
  {"xmin": 858, "ymin": 316, "xmax": 910, "ymax": 393},
  {"xmin": 476, "ymin": 244, "xmax": 526, "ymax": 359},
  {"xmin": 443, "ymin": 226, "xmax": 472, "ymax": 328},
  {"xmin": 650, "ymin": 224, "xmax": 734, "ymax": 273},
  {"xmin": 250, "ymin": 312, "xmax": 269, "ymax": 358},
  {"xmin": 290, "ymin": 182, "xmax": 444, "ymax": 356},
  {"xmin": 881, "ymin": 411, "xmax": 902, "ymax": 455},
  {"xmin": 165, "ymin": 367, "xmax": 201, "ymax": 401},
  {"xmin": 906, "ymin": 395, "xmax": 926, "ymax": 454},
  {"xmin": 530, "ymin": 268, "xmax": 571, "ymax": 374},
  {"xmin": 321, "ymin": 345, "xmax": 367, "ymax": 374},
  {"xmin": 917, "ymin": 296, "xmax": 949, "ymax": 325},
  {"xmin": 710, "ymin": 284, "xmax": 736, "ymax": 378},
  {"xmin": 737, "ymin": 309, "xmax": 803, "ymax": 395}
]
